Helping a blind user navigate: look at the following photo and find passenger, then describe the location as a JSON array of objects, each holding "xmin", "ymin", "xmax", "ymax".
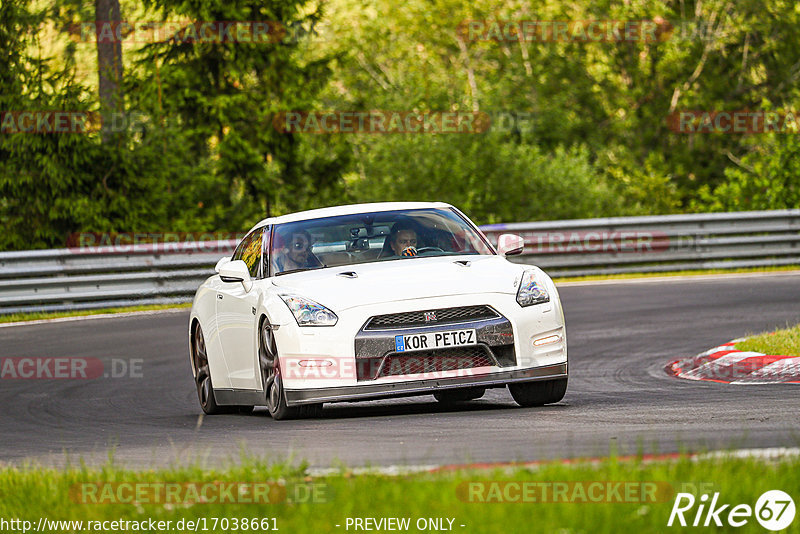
[{"xmin": 273, "ymin": 229, "xmax": 323, "ymax": 273}]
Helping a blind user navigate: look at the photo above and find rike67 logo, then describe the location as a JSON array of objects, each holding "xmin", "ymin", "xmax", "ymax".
[{"xmin": 668, "ymin": 490, "xmax": 795, "ymax": 531}]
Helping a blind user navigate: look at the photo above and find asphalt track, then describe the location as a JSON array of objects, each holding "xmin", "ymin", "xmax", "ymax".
[{"xmin": 1, "ymin": 273, "xmax": 799, "ymax": 469}]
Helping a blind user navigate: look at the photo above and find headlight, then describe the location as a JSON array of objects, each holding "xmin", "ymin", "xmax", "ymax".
[
  {"xmin": 279, "ymin": 294, "xmax": 338, "ymax": 326},
  {"xmin": 516, "ymin": 270, "xmax": 550, "ymax": 307}
]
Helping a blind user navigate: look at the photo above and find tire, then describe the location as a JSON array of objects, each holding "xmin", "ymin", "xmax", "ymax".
[
  {"xmin": 192, "ymin": 323, "xmax": 225, "ymax": 415},
  {"xmin": 508, "ymin": 378, "xmax": 567, "ymax": 407},
  {"xmin": 266, "ymin": 371, "xmax": 296, "ymax": 420},
  {"xmin": 267, "ymin": 371, "xmax": 323, "ymax": 420},
  {"xmin": 260, "ymin": 318, "xmax": 323, "ymax": 420},
  {"xmin": 433, "ymin": 387, "xmax": 485, "ymax": 403}
]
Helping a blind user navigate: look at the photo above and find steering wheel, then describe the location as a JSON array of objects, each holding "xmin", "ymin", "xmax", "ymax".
[{"xmin": 416, "ymin": 246, "xmax": 444, "ymax": 254}]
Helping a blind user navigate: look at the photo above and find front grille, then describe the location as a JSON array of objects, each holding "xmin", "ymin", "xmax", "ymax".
[
  {"xmin": 357, "ymin": 345, "xmax": 501, "ymax": 381},
  {"xmin": 364, "ymin": 305, "xmax": 499, "ymax": 330}
]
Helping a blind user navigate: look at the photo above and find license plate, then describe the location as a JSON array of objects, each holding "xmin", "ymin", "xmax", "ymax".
[{"xmin": 394, "ymin": 329, "xmax": 477, "ymax": 353}]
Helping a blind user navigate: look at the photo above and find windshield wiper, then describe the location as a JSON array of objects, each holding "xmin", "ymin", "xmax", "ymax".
[{"xmin": 274, "ymin": 264, "xmax": 327, "ymax": 276}]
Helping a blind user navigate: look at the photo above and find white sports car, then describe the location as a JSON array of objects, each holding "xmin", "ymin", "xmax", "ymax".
[{"xmin": 188, "ymin": 202, "xmax": 567, "ymax": 419}]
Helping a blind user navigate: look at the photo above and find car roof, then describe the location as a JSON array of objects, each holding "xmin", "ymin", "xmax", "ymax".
[{"xmin": 247, "ymin": 202, "xmax": 455, "ymax": 232}]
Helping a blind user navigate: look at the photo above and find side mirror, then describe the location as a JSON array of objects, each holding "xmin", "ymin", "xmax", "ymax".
[
  {"xmin": 219, "ymin": 260, "xmax": 253, "ymax": 291},
  {"xmin": 497, "ymin": 234, "xmax": 525, "ymax": 256},
  {"xmin": 214, "ymin": 256, "xmax": 231, "ymax": 273}
]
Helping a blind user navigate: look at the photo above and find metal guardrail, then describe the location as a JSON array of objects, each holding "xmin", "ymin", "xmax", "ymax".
[
  {"xmin": 0, "ymin": 210, "xmax": 798, "ymax": 314},
  {"xmin": 480, "ymin": 209, "xmax": 800, "ymax": 276},
  {"xmin": 0, "ymin": 241, "xmax": 237, "ymax": 315}
]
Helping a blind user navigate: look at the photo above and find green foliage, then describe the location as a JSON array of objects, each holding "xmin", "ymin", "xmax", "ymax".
[
  {"xmin": 695, "ymin": 134, "xmax": 800, "ymax": 212},
  {"xmin": 602, "ymin": 150, "xmax": 682, "ymax": 215},
  {"xmin": 0, "ymin": 0, "xmax": 98, "ymax": 250},
  {"xmin": 0, "ymin": 0, "xmax": 349, "ymax": 250},
  {"xmin": 322, "ymin": 0, "xmax": 800, "ymax": 216},
  {"xmin": 2, "ymin": 0, "xmax": 800, "ymax": 250},
  {"xmin": 347, "ymin": 134, "xmax": 619, "ymax": 224}
]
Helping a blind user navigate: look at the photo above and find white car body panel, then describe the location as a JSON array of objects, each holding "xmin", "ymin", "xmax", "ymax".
[
  {"xmin": 215, "ymin": 280, "xmax": 261, "ymax": 389},
  {"xmin": 271, "ymin": 255, "xmax": 523, "ymax": 310}
]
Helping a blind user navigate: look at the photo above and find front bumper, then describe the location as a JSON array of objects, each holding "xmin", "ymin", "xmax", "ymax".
[
  {"xmin": 276, "ymin": 292, "xmax": 567, "ymax": 391},
  {"xmin": 284, "ymin": 362, "xmax": 567, "ymax": 406}
]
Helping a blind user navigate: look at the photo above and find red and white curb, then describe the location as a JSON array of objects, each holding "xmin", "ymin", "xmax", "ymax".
[{"xmin": 666, "ymin": 339, "xmax": 800, "ymax": 384}]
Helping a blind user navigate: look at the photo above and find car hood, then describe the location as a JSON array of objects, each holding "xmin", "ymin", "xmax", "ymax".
[{"xmin": 270, "ymin": 255, "xmax": 525, "ymax": 310}]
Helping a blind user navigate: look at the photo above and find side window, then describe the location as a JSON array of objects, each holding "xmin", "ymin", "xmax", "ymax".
[
  {"xmin": 232, "ymin": 232, "xmax": 252, "ymax": 262},
  {"xmin": 232, "ymin": 227, "xmax": 265, "ymax": 278}
]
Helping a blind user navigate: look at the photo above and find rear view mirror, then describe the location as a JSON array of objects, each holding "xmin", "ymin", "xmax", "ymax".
[
  {"xmin": 219, "ymin": 260, "xmax": 253, "ymax": 291},
  {"xmin": 214, "ymin": 256, "xmax": 231, "ymax": 273},
  {"xmin": 497, "ymin": 234, "xmax": 525, "ymax": 256}
]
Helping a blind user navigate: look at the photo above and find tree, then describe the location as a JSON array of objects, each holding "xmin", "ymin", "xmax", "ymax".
[
  {"xmin": 95, "ymin": 0, "xmax": 124, "ymax": 142},
  {"xmin": 135, "ymin": 0, "xmax": 350, "ymax": 229},
  {"xmin": 0, "ymin": 0, "xmax": 100, "ymax": 250}
]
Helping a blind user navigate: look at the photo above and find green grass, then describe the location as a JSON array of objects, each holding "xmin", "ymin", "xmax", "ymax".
[
  {"xmin": 1, "ymin": 454, "xmax": 799, "ymax": 533},
  {"xmin": 737, "ymin": 323, "xmax": 800, "ymax": 357},
  {"xmin": 0, "ymin": 303, "xmax": 191, "ymax": 324},
  {"xmin": 554, "ymin": 264, "xmax": 800, "ymax": 283}
]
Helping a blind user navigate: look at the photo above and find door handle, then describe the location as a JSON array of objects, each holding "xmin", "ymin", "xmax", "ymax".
[{"xmin": 217, "ymin": 294, "xmax": 223, "ymax": 300}]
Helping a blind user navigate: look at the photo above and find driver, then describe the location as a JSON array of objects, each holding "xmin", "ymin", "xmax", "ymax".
[
  {"xmin": 273, "ymin": 229, "xmax": 323, "ymax": 273},
  {"xmin": 388, "ymin": 221, "xmax": 419, "ymax": 257}
]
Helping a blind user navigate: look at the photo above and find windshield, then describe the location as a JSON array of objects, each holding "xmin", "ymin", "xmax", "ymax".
[{"xmin": 270, "ymin": 208, "xmax": 493, "ymax": 275}]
